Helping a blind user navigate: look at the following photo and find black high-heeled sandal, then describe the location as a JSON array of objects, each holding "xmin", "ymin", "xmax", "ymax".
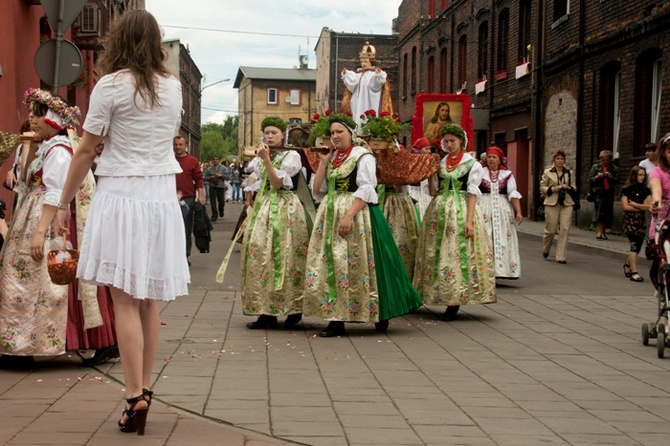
[
  {"xmin": 623, "ymin": 264, "xmax": 632, "ymax": 278},
  {"xmin": 118, "ymin": 394, "xmax": 149, "ymax": 435},
  {"xmin": 143, "ymin": 388, "xmax": 154, "ymax": 406}
]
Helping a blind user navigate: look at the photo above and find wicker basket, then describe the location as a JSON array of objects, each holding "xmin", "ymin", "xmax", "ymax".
[
  {"xmin": 366, "ymin": 138, "xmax": 390, "ymax": 151},
  {"xmin": 0, "ymin": 131, "xmax": 20, "ymax": 166},
  {"xmin": 46, "ymin": 235, "xmax": 79, "ymax": 285}
]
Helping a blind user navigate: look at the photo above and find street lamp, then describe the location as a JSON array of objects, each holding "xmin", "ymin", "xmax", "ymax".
[{"xmin": 200, "ymin": 77, "xmax": 230, "ymax": 94}]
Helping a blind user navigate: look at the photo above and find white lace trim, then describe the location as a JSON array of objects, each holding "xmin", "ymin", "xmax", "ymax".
[{"xmin": 79, "ymin": 259, "xmax": 189, "ymax": 301}]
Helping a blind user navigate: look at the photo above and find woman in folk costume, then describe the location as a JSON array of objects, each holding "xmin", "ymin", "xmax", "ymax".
[
  {"xmin": 380, "ymin": 182, "xmax": 421, "ymax": 281},
  {"xmin": 242, "ymin": 117, "xmax": 309, "ymax": 330},
  {"xmin": 0, "ymin": 88, "xmax": 116, "ymax": 363},
  {"xmin": 406, "ymin": 137, "xmax": 436, "ymax": 220},
  {"xmin": 413, "ymin": 124, "xmax": 496, "ymax": 322},
  {"xmin": 477, "ymin": 146, "xmax": 523, "ymax": 279},
  {"xmin": 303, "ymin": 113, "xmax": 422, "ymax": 337}
]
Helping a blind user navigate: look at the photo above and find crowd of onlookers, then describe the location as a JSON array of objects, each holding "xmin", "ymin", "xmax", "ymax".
[{"xmin": 199, "ymin": 158, "xmax": 247, "ymax": 204}]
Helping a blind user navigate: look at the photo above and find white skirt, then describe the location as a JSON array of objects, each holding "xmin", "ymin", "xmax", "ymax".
[{"xmin": 77, "ymin": 175, "xmax": 190, "ymax": 300}]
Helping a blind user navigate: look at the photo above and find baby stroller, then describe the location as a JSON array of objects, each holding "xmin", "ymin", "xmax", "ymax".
[{"xmin": 641, "ymin": 209, "xmax": 670, "ymax": 358}]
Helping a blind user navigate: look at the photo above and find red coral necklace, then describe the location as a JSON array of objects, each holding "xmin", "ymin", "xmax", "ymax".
[
  {"xmin": 332, "ymin": 145, "xmax": 354, "ymax": 168},
  {"xmin": 445, "ymin": 151, "xmax": 464, "ymax": 172}
]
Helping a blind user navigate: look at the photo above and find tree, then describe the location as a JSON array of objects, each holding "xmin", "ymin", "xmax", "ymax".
[
  {"xmin": 200, "ymin": 130, "xmax": 225, "ymax": 162},
  {"xmin": 200, "ymin": 116, "xmax": 239, "ymax": 161}
]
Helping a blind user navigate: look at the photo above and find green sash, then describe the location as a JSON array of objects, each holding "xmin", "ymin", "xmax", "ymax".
[
  {"xmin": 434, "ymin": 158, "xmax": 474, "ymax": 284},
  {"xmin": 324, "ymin": 150, "xmax": 368, "ymax": 303}
]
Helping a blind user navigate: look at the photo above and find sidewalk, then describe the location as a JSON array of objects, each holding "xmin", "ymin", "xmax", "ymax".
[{"xmin": 0, "ymin": 203, "xmax": 655, "ymax": 446}]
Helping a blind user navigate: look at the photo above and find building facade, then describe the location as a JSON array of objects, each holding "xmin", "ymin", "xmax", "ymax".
[
  {"xmin": 0, "ymin": 0, "xmax": 144, "ymax": 212},
  {"xmin": 396, "ymin": 0, "xmax": 670, "ymax": 223},
  {"xmin": 162, "ymin": 39, "xmax": 203, "ymax": 159},
  {"xmin": 314, "ymin": 28, "xmax": 400, "ymax": 116},
  {"xmin": 234, "ymin": 62, "xmax": 316, "ymax": 155}
]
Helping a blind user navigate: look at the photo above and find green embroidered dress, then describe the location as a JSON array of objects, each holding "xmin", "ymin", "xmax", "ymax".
[
  {"xmin": 241, "ymin": 150, "xmax": 309, "ymax": 317},
  {"xmin": 413, "ymin": 153, "xmax": 496, "ymax": 306},
  {"xmin": 303, "ymin": 146, "xmax": 422, "ymax": 323}
]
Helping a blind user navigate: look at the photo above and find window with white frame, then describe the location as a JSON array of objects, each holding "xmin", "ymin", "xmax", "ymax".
[
  {"xmin": 288, "ymin": 89, "xmax": 301, "ymax": 105},
  {"xmin": 554, "ymin": 0, "xmax": 570, "ymax": 22},
  {"xmin": 612, "ymin": 71, "xmax": 621, "ymax": 158},
  {"xmin": 267, "ymin": 88, "xmax": 278, "ymax": 105},
  {"xmin": 597, "ymin": 61, "xmax": 621, "ymax": 157},
  {"xmin": 634, "ymin": 48, "xmax": 663, "ymax": 156},
  {"xmin": 651, "ymin": 59, "xmax": 663, "ymax": 144}
]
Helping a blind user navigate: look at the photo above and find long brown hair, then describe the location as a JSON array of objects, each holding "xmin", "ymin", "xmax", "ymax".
[
  {"xmin": 623, "ymin": 165, "xmax": 646, "ymax": 189},
  {"xmin": 97, "ymin": 10, "xmax": 169, "ymax": 108}
]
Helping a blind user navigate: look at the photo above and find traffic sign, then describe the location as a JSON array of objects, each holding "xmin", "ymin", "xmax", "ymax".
[
  {"xmin": 34, "ymin": 39, "xmax": 83, "ymax": 86},
  {"xmin": 40, "ymin": 0, "xmax": 86, "ymax": 31}
]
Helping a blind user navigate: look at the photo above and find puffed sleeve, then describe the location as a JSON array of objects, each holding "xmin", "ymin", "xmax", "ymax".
[
  {"xmin": 42, "ymin": 145, "xmax": 73, "ymax": 207},
  {"xmin": 504, "ymin": 171, "xmax": 522, "ymax": 200},
  {"xmin": 245, "ymin": 157, "xmax": 259, "ymax": 173},
  {"xmin": 277, "ymin": 151, "xmax": 302, "ymax": 190},
  {"xmin": 368, "ymin": 70, "xmax": 388, "ymax": 92},
  {"xmin": 353, "ymin": 152, "xmax": 378, "ymax": 204},
  {"xmin": 83, "ymin": 75, "xmax": 114, "ymax": 136},
  {"xmin": 244, "ymin": 157, "xmax": 263, "ymax": 192},
  {"xmin": 467, "ymin": 160, "xmax": 483, "ymax": 196},
  {"xmin": 341, "ymin": 70, "xmax": 361, "ymax": 93}
]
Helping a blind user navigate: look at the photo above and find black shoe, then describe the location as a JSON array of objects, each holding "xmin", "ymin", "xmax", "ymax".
[
  {"xmin": 319, "ymin": 321, "xmax": 346, "ymax": 337},
  {"xmin": 440, "ymin": 306, "xmax": 460, "ymax": 321},
  {"xmin": 82, "ymin": 346, "xmax": 120, "ymax": 366},
  {"xmin": 558, "ymin": 260, "xmax": 567, "ymax": 264},
  {"xmin": 285, "ymin": 313, "xmax": 302, "ymax": 327},
  {"xmin": 211, "ymin": 217, "xmax": 217, "ymax": 222},
  {"xmin": 542, "ymin": 252, "xmax": 549, "ymax": 259},
  {"xmin": 375, "ymin": 320, "xmax": 389, "ymax": 332},
  {"xmin": 246, "ymin": 315, "xmax": 278, "ymax": 330}
]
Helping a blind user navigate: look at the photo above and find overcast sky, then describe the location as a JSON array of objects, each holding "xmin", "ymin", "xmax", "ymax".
[{"xmin": 145, "ymin": 0, "xmax": 403, "ymax": 124}]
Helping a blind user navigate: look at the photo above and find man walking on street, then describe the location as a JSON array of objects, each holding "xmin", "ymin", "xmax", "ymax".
[
  {"xmin": 174, "ymin": 136, "xmax": 205, "ymax": 264},
  {"xmin": 205, "ymin": 156, "xmax": 227, "ymax": 221}
]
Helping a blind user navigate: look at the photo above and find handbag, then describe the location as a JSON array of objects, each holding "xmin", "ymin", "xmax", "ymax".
[{"xmin": 586, "ymin": 192, "xmax": 594, "ymax": 202}]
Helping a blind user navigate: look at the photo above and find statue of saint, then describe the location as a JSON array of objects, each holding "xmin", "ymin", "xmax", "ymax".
[{"xmin": 340, "ymin": 40, "xmax": 393, "ymax": 134}]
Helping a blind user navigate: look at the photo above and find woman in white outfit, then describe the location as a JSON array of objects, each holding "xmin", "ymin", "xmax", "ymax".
[
  {"xmin": 56, "ymin": 10, "xmax": 187, "ymax": 436},
  {"xmin": 477, "ymin": 146, "xmax": 523, "ymax": 279}
]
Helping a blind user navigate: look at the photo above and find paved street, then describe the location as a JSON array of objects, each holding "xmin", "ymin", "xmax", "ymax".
[{"xmin": 2, "ymin": 201, "xmax": 670, "ymax": 445}]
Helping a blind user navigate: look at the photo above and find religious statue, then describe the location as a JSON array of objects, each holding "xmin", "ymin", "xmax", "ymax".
[{"xmin": 340, "ymin": 40, "xmax": 393, "ymax": 134}]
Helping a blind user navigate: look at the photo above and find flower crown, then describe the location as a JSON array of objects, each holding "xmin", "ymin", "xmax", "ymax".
[
  {"xmin": 440, "ymin": 123, "xmax": 468, "ymax": 151},
  {"xmin": 261, "ymin": 116, "xmax": 286, "ymax": 132},
  {"xmin": 308, "ymin": 109, "xmax": 356, "ymax": 145},
  {"xmin": 23, "ymin": 88, "xmax": 81, "ymax": 127}
]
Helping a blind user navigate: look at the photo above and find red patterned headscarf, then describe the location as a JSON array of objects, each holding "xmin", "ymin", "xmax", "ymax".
[{"xmin": 486, "ymin": 146, "xmax": 508, "ymax": 170}]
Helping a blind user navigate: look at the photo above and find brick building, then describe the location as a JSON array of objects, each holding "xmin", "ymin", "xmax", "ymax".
[
  {"xmin": 396, "ymin": 0, "xmax": 670, "ymax": 222},
  {"xmin": 314, "ymin": 28, "xmax": 399, "ymax": 115},
  {"xmin": 0, "ymin": 0, "xmax": 144, "ymax": 213},
  {"xmin": 234, "ymin": 61, "xmax": 316, "ymax": 155},
  {"xmin": 162, "ymin": 39, "xmax": 202, "ymax": 159}
]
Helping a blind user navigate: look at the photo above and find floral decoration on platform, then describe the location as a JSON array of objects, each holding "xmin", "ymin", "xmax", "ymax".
[{"xmin": 359, "ymin": 109, "xmax": 409, "ymax": 151}]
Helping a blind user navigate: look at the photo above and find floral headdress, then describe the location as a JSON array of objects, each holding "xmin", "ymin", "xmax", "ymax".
[
  {"xmin": 261, "ymin": 116, "xmax": 286, "ymax": 132},
  {"xmin": 23, "ymin": 88, "xmax": 81, "ymax": 129},
  {"xmin": 440, "ymin": 123, "xmax": 468, "ymax": 152},
  {"xmin": 308, "ymin": 109, "xmax": 358, "ymax": 145}
]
